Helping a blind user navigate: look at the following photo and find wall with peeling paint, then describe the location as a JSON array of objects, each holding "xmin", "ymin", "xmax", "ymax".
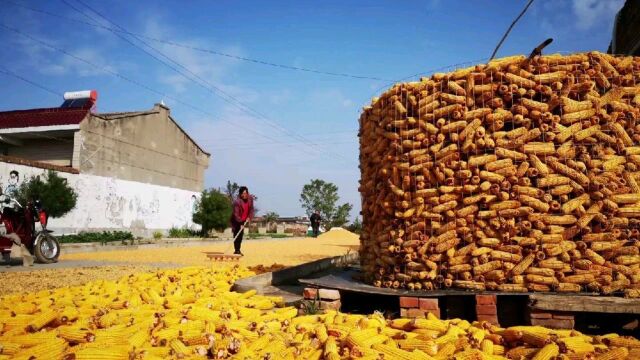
[{"xmin": 0, "ymin": 160, "xmax": 200, "ymax": 236}]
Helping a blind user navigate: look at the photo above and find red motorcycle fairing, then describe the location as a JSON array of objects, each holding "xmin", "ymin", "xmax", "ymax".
[{"xmin": 0, "ymin": 205, "xmax": 36, "ymax": 252}]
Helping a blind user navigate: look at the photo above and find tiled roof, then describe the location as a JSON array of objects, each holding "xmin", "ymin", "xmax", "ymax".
[{"xmin": 0, "ymin": 107, "xmax": 89, "ymax": 130}]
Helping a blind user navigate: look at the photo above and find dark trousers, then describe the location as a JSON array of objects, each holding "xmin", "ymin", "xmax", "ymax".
[
  {"xmin": 233, "ymin": 225, "xmax": 244, "ymax": 252},
  {"xmin": 312, "ymin": 224, "xmax": 319, "ymax": 237}
]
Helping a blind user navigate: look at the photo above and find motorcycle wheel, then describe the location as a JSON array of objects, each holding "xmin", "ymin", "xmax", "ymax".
[{"xmin": 34, "ymin": 232, "xmax": 60, "ymax": 263}]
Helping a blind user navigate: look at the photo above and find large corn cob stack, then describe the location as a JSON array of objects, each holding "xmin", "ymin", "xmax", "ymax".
[{"xmin": 359, "ymin": 51, "xmax": 640, "ymax": 294}]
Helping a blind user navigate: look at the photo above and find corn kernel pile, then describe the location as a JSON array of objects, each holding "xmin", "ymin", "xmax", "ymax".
[{"xmin": 1, "ymin": 266, "xmax": 639, "ymax": 359}]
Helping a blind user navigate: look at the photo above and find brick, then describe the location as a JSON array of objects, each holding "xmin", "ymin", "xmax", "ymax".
[
  {"xmin": 475, "ymin": 294, "xmax": 496, "ymax": 305},
  {"xmin": 303, "ymin": 288, "xmax": 318, "ymax": 300},
  {"xmin": 319, "ymin": 300, "xmax": 341, "ymax": 311},
  {"xmin": 529, "ymin": 311, "xmax": 553, "ymax": 319},
  {"xmin": 552, "ymin": 313, "xmax": 575, "ymax": 320},
  {"xmin": 530, "ymin": 318, "xmax": 575, "ymax": 329},
  {"xmin": 399, "ymin": 296, "xmax": 420, "ymax": 308},
  {"xmin": 419, "ymin": 298, "xmax": 440, "ymax": 311},
  {"xmin": 318, "ymin": 289, "xmax": 341, "ymax": 301},
  {"xmin": 477, "ymin": 314, "xmax": 499, "ymax": 325},
  {"xmin": 476, "ymin": 304, "xmax": 497, "ymax": 315},
  {"xmin": 405, "ymin": 308, "xmax": 427, "ymax": 318}
]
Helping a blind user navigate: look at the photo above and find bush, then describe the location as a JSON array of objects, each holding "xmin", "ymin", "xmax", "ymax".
[
  {"xmin": 168, "ymin": 227, "xmax": 200, "ymax": 238},
  {"xmin": 153, "ymin": 231, "xmax": 163, "ymax": 239},
  {"xmin": 193, "ymin": 189, "xmax": 232, "ymax": 235},
  {"xmin": 16, "ymin": 170, "xmax": 78, "ymax": 218},
  {"xmin": 58, "ymin": 231, "xmax": 134, "ymax": 244}
]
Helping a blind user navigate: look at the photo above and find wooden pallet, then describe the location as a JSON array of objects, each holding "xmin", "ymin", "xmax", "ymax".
[
  {"xmin": 203, "ymin": 251, "xmax": 242, "ymax": 261},
  {"xmin": 300, "ymin": 268, "xmax": 640, "ymax": 333}
]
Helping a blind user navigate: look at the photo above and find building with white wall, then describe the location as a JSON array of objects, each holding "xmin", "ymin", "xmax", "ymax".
[{"xmin": 0, "ymin": 91, "xmax": 210, "ymax": 235}]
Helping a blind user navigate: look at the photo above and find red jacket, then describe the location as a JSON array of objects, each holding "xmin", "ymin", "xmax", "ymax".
[{"xmin": 230, "ymin": 197, "xmax": 254, "ymax": 227}]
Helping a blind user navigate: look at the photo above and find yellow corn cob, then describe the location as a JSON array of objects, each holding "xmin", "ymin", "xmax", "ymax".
[
  {"xmin": 452, "ymin": 349, "xmax": 486, "ymax": 360},
  {"xmin": 389, "ymin": 318, "xmax": 414, "ymax": 330},
  {"xmin": 373, "ymin": 343, "xmax": 420, "ymax": 359},
  {"xmin": 10, "ymin": 302, "xmax": 38, "ymax": 315},
  {"xmin": 11, "ymin": 337, "xmax": 66, "ymax": 360},
  {"xmin": 0, "ymin": 342, "xmax": 22, "ymax": 355},
  {"xmin": 521, "ymin": 330, "xmax": 553, "ymax": 347},
  {"xmin": 72, "ymin": 346, "xmax": 132, "ymax": 360},
  {"xmin": 559, "ymin": 337, "xmax": 595, "ymax": 353},
  {"xmin": 26, "ymin": 310, "xmax": 58, "ymax": 332},
  {"xmin": 413, "ymin": 318, "xmax": 449, "ymax": 333},
  {"xmin": 57, "ymin": 326, "xmax": 96, "ymax": 343},
  {"xmin": 532, "ymin": 342, "xmax": 559, "ymax": 360},
  {"xmin": 595, "ymin": 347, "xmax": 629, "ymax": 360},
  {"xmin": 493, "ymin": 344, "xmax": 505, "ymax": 356},
  {"xmin": 604, "ymin": 335, "xmax": 640, "ymax": 348},
  {"xmin": 128, "ymin": 329, "xmax": 149, "ymax": 349},
  {"xmin": 480, "ymin": 338, "xmax": 494, "ymax": 354},
  {"xmin": 7, "ymin": 331, "xmax": 59, "ymax": 347},
  {"xmin": 410, "ymin": 349, "xmax": 436, "ymax": 360},
  {"xmin": 397, "ymin": 338, "xmax": 438, "ymax": 354},
  {"xmin": 506, "ymin": 346, "xmax": 538, "ymax": 359},
  {"xmin": 436, "ymin": 342, "xmax": 457, "ymax": 358}
]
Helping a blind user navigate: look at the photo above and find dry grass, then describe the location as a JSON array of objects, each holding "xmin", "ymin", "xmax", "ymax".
[{"xmin": 61, "ymin": 234, "xmax": 360, "ymax": 267}]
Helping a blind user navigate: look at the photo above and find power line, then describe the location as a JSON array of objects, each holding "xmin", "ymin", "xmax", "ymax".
[
  {"xmin": 65, "ymin": 0, "xmax": 352, "ymax": 163},
  {"xmin": 0, "ymin": 66, "xmax": 60, "ymax": 97},
  {"xmin": 4, "ymin": 0, "xmax": 392, "ymax": 81},
  {"xmin": 209, "ymin": 140, "xmax": 355, "ymax": 151},
  {"xmin": 0, "ymin": 22, "xmax": 348, "ymax": 162}
]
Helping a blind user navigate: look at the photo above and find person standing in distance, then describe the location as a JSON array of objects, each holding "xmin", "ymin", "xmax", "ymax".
[
  {"xmin": 230, "ymin": 186, "xmax": 254, "ymax": 255},
  {"xmin": 310, "ymin": 210, "xmax": 322, "ymax": 237}
]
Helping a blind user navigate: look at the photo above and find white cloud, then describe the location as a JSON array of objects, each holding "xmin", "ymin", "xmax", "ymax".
[
  {"xmin": 572, "ymin": 0, "xmax": 624, "ymax": 31},
  {"xmin": 308, "ymin": 88, "xmax": 356, "ymax": 111},
  {"xmin": 142, "ymin": 17, "xmax": 246, "ymax": 95},
  {"xmin": 184, "ymin": 104, "xmax": 340, "ymax": 217},
  {"xmin": 40, "ymin": 48, "xmax": 117, "ymax": 77}
]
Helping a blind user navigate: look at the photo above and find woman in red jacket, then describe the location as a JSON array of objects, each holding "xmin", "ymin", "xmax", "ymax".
[{"xmin": 230, "ymin": 186, "xmax": 254, "ymax": 255}]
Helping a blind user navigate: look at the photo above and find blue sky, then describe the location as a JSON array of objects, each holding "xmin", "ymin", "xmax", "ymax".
[{"xmin": 0, "ymin": 0, "xmax": 624, "ymax": 218}]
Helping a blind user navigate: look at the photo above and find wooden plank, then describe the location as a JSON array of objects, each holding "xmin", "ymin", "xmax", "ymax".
[
  {"xmin": 529, "ymin": 294, "xmax": 640, "ymax": 314},
  {"xmin": 299, "ymin": 270, "xmax": 535, "ymax": 297}
]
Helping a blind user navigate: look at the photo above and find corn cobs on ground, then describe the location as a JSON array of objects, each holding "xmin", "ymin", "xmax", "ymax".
[
  {"xmin": 1, "ymin": 265, "xmax": 640, "ymax": 359},
  {"xmin": 359, "ymin": 51, "xmax": 640, "ymax": 294}
]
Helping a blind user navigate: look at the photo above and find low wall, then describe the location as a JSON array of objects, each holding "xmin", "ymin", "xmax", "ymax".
[{"xmin": 0, "ymin": 160, "xmax": 199, "ymax": 236}]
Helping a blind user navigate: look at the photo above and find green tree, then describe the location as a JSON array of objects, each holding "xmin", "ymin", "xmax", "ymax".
[
  {"xmin": 16, "ymin": 170, "xmax": 78, "ymax": 218},
  {"xmin": 263, "ymin": 211, "xmax": 279, "ymax": 233},
  {"xmin": 192, "ymin": 189, "xmax": 232, "ymax": 235},
  {"xmin": 300, "ymin": 179, "xmax": 353, "ymax": 229},
  {"xmin": 347, "ymin": 217, "xmax": 362, "ymax": 234},
  {"xmin": 224, "ymin": 180, "xmax": 240, "ymax": 202}
]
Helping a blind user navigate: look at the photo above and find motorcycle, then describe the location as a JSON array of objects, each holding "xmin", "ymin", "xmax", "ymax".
[{"xmin": 0, "ymin": 195, "xmax": 60, "ymax": 264}]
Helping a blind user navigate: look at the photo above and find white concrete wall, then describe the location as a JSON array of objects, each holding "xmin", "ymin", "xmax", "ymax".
[{"xmin": 0, "ymin": 161, "xmax": 200, "ymax": 236}]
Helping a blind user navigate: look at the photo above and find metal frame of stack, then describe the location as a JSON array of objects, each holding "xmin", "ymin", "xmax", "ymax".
[{"xmin": 358, "ymin": 51, "xmax": 640, "ymax": 295}]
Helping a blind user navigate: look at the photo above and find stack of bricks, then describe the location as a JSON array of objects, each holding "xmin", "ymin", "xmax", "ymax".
[
  {"xmin": 528, "ymin": 311, "xmax": 575, "ymax": 329},
  {"xmin": 399, "ymin": 297, "xmax": 440, "ymax": 318},
  {"xmin": 475, "ymin": 295, "xmax": 499, "ymax": 326},
  {"xmin": 302, "ymin": 288, "xmax": 341, "ymax": 312}
]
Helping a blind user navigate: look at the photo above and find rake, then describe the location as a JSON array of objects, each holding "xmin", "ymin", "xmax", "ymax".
[{"xmin": 203, "ymin": 222, "xmax": 246, "ymax": 262}]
